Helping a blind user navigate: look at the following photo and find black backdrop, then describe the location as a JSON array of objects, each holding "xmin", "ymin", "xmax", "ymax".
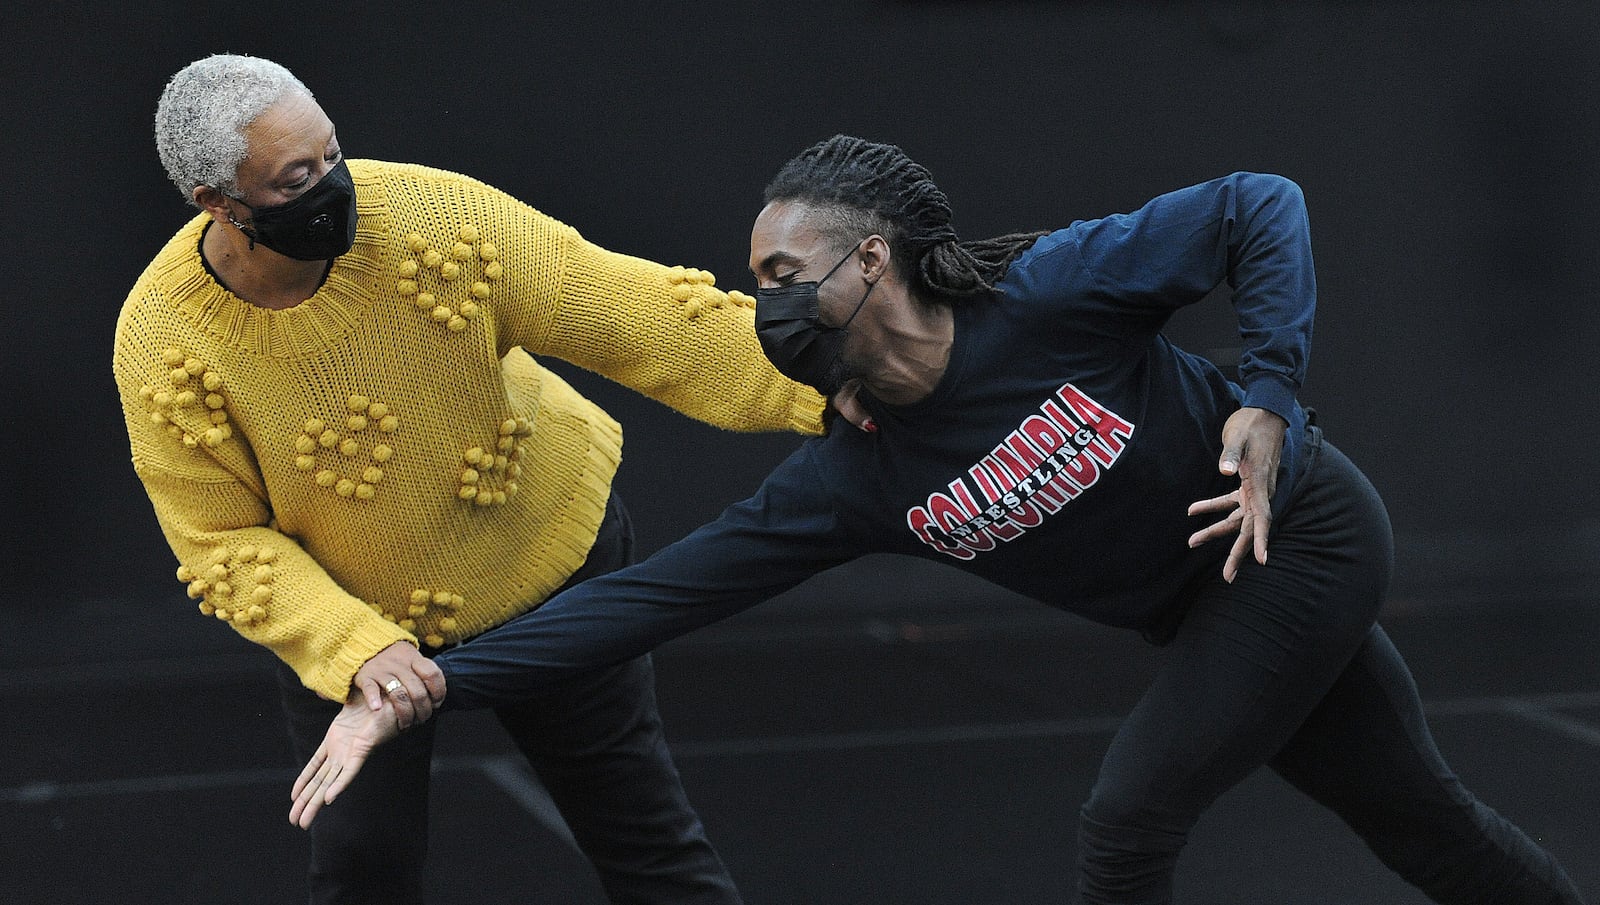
[{"xmin": 3, "ymin": 0, "xmax": 1597, "ymax": 614}]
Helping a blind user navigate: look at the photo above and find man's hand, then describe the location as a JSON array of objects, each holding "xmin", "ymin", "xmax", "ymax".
[
  {"xmin": 1186, "ymin": 406, "xmax": 1288, "ymax": 582},
  {"xmin": 289, "ymin": 696, "xmax": 402, "ymax": 829},
  {"xmin": 352, "ymin": 641, "xmax": 446, "ymax": 730}
]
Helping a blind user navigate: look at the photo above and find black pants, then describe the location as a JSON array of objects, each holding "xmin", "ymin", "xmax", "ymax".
[
  {"xmin": 1076, "ymin": 433, "xmax": 1586, "ymax": 904},
  {"xmin": 278, "ymin": 494, "xmax": 741, "ymax": 905}
]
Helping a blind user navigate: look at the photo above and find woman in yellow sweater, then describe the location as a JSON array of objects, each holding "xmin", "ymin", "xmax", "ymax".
[{"xmin": 114, "ymin": 54, "xmax": 826, "ymax": 905}]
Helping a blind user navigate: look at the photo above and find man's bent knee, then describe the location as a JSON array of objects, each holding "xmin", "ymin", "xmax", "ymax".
[{"xmin": 1077, "ymin": 803, "xmax": 1188, "ymax": 905}]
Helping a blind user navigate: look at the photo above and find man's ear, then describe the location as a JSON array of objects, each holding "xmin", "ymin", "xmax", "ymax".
[
  {"xmin": 858, "ymin": 233, "xmax": 892, "ymax": 284},
  {"xmin": 193, "ymin": 184, "xmax": 236, "ymax": 224}
]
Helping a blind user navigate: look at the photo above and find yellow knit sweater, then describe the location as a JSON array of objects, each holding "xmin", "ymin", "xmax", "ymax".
[{"xmin": 113, "ymin": 159, "xmax": 825, "ymax": 701}]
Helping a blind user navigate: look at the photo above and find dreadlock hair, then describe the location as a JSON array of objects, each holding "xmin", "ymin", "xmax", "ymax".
[{"xmin": 763, "ymin": 135, "xmax": 1047, "ymax": 301}]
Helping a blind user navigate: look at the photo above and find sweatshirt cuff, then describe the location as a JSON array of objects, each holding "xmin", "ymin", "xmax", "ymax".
[
  {"xmin": 435, "ymin": 657, "xmax": 463, "ymax": 711},
  {"xmin": 1240, "ymin": 371, "xmax": 1297, "ymax": 425}
]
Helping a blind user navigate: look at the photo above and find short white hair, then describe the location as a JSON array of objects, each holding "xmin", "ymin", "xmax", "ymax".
[{"xmin": 155, "ymin": 54, "xmax": 313, "ymax": 206}]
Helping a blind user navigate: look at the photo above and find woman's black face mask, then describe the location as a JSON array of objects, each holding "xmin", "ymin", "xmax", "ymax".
[
  {"xmin": 754, "ymin": 242, "xmax": 875, "ymax": 395},
  {"xmin": 227, "ymin": 158, "xmax": 358, "ymax": 261}
]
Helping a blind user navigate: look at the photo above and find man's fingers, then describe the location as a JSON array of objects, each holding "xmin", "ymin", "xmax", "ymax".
[
  {"xmin": 1187, "ymin": 511, "xmax": 1243, "ymax": 548},
  {"xmin": 1238, "ymin": 462, "xmax": 1275, "ymax": 568},
  {"xmin": 392, "ymin": 674, "xmax": 433, "ymax": 722},
  {"xmin": 386, "ymin": 676, "xmax": 439, "ymax": 726},
  {"xmin": 1219, "ymin": 446, "xmax": 1242, "ymax": 476},
  {"xmin": 1223, "ymin": 515, "xmax": 1254, "ymax": 583},
  {"xmin": 1187, "ymin": 491, "xmax": 1240, "ymax": 516},
  {"xmin": 291, "ymin": 747, "xmax": 326, "ymax": 800},
  {"xmin": 292, "ymin": 764, "xmax": 338, "ymax": 829},
  {"xmin": 324, "ymin": 754, "xmax": 365, "ymax": 805},
  {"xmin": 1187, "ymin": 491, "xmax": 1242, "ymax": 548},
  {"xmin": 290, "ymin": 758, "xmax": 339, "ymax": 828},
  {"xmin": 1252, "ymin": 505, "xmax": 1272, "ymax": 566}
]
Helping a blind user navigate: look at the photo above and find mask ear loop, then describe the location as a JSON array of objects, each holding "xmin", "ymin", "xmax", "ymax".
[
  {"xmin": 228, "ymin": 217, "xmax": 257, "ymax": 250},
  {"xmin": 822, "ymin": 241, "xmax": 876, "ymax": 331},
  {"xmin": 220, "ymin": 190, "xmax": 257, "ymax": 250},
  {"xmin": 819, "ymin": 241, "xmax": 883, "ymax": 334},
  {"xmin": 817, "ymin": 241, "xmax": 861, "ymax": 285}
]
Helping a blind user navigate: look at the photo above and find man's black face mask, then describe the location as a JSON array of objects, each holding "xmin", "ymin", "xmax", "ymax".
[{"xmin": 754, "ymin": 242, "xmax": 874, "ymax": 396}]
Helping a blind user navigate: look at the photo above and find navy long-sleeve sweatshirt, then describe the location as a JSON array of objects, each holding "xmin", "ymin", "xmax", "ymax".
[{"xmin": 437, "ymin": 172, "xmax": 1317, "ymax": 709}]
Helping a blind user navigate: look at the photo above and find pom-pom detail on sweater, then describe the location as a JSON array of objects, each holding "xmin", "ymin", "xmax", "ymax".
[
  {"xmin": 400, "ymin": 223, "xmax": 502, "ymax": 335},
  {"xmin": 176, "ymin": 545, "xmax": 278, "ymax": 625},
  {"xmin": 452, "ymin": 415, "xmax": 530, "ymax": 506},
  {"xmin": 294, "ymin": 400, "xmax": 400, "ymax": 501},
  {"xmin": 139, "ymin": 349, "xmax": 234, "ymax": 453},
  {"xmin": 117, "ymin": 160, "xmax": 823, "ymax": 702}
]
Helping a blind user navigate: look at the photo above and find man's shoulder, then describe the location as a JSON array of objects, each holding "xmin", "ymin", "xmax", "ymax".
[{"xmin": 990, "ymin": 226, "xmax": 1089, "ymax": 312}]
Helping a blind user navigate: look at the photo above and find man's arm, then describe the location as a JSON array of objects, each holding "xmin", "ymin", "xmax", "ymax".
[
  {"xmin": 290, "ymin": 445, "xmax": 857, "ymax": 825},
  {"xmin": 434, "ymin": 445, "xmax": 855, "ymax": 708},
  {"xmin": 1062, "ymin": 171, "xmax": 1315, "ymax": 424},
  {"xmin": 1038, "ymin": 173, "xmax": 1316, "ymax": 576}
]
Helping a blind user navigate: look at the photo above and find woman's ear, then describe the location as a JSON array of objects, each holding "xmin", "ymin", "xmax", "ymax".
[{"xmin": 193, "ymin": 184, "xmax": 236, "ymax": 224}]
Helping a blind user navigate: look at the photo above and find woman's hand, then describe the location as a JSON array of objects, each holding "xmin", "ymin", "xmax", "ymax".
[
  {"xmin": 351, "ymin": 641, "xmax": 446, "ymax": 730},
  {"xmin": 1186, "ymin": 407, "xmax": 1288, "ymax": 582},
  {"xmin": 289, "ymin": 695, "xmax": 403, "ymax": 829},
  {"xmin": 826, "ymin": 379, "xmax": 876, "ymax": 433}
]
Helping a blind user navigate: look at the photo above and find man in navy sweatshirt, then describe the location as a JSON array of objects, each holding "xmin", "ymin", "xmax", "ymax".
[{"xmin": 293, "ymin": 136, "xmax": 1587, "ymax": 905}]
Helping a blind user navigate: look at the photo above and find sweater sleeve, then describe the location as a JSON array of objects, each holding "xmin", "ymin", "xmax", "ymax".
[
  {"xmin": 115, "ymin": 344, "xmax": 413, "ymax": 702},
  {"xmin": 477, "ymin": 187, "xmax": 826, "ymax": 435},
  {"xmin": 435, "ymin": 444, "xmax": 853, "ymax": 709},
  {"xmin": 1023, "ymin": 172, "xmax": 1316, "ymax": 423}
]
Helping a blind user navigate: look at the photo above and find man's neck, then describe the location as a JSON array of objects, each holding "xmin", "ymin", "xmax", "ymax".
[
  {"xmin": 201, "ymin": 219, "xmax": 330, "ymax": 310},
  {"xmin": 862, "ymin": 297, "xmax": 954, "ymax": 406}
]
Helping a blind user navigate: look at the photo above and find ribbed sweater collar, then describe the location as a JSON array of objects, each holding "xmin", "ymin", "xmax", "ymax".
[{"xmin": 152, "ymin": 161, "xmax": 391, "ymax": 358}]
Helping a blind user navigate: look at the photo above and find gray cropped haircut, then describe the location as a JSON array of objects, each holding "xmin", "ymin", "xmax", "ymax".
[{"xmin": 155, "ymin": 54, "xmax": 313, "ymax": 205}]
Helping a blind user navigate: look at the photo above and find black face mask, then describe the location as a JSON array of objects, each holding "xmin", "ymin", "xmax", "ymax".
[
  {"xmin": 754, "ymin": 242, "xmax": 875, "ymax": 396},
  {"xmin": 227, "ymin": 158, "xmax": 358, "ymax": 261}
]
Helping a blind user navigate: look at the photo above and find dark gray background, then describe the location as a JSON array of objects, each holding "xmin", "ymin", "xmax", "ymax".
[
  {"xmin": 4, "ymin": 1, "xmax": 1597, "ymax": 609},
  {"xmin": 3, "ymin": 3, "xmax": 1597, "ymax": 903}
]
